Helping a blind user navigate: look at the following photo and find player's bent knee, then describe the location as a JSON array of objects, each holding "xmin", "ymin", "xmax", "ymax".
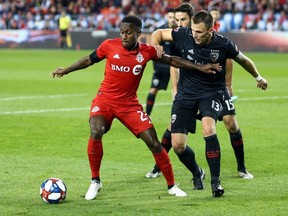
[{"xmin": 90, "ymin": 129, "xmax": 105, "ymax": 140}]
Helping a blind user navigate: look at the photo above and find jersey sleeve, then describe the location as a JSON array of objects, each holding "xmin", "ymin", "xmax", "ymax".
[
  {"xmin": 96, "ymin": 39, "xmax": 111, "ymax": 59},
  {"xmin": 226, "ymin": 39, "xmax": 239, "ymax": 59},
  {"xmin": 171, "ymin": 27, "xmax": 188, "ymax": 42},
  {"xmin": 148, "ymin": 44, "xmax": 159, "ymax": 61}
]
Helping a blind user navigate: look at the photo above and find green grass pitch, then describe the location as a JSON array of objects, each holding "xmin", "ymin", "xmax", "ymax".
[{"xmin": 0, "ymin": 49, "xmax": 287, "ymax": 215}]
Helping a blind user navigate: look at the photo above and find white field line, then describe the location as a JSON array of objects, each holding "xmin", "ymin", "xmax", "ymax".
[
  {"xmin": 0, "ymin": 93, "xmax": 88, "ymax": 101},
  {"xmin": 0, "ymin": 95, "xmax": 287, "ymax": 115}
]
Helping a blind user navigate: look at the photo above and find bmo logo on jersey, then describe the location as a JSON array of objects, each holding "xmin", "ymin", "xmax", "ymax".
[
  {"xmin": 111, "ymin": 64, "xmax": 130, "ymax": 72},
  {"xmin": 111, "ymin": 64, "xmax": 142, "ymax": 75}
]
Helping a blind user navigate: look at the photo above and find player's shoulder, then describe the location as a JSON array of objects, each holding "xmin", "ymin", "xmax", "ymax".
[
  {"xmin": 172, "ymin": 27, "xmax": 191, "ymax": 39},
  {"xmin": 138, "ymin": 42, "xmax": 156, "ymax": 51},
  {"xmin": 213, "ymin": 31, "xmax": 231, "ymax": 44}
]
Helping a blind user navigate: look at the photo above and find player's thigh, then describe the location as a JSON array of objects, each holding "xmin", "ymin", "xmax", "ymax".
[
  {"xmin": 89, "ymin": 98, "xmax": 114, "ymax": 133},
  {"xmin": 171, "ymin": 100, "xmax": 197, "ymax": 134},
  {"xmin": 198, "ymin": 96, "xmax": 223, "ymax": 121},
  {"xmin": 117, "ymin": 104, "xmax": 154, "ymax": 137}
]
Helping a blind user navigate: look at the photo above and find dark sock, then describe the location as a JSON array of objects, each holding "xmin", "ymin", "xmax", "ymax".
[
  {"xmin": 230, "ymin": 130, "xmax": 246, "ymax": 171},
  {"xmin": 176, "ymin": 145, "xmax": 200, "ymax": 177},
  {"xmin": 146, "ymin": 93, "xmax": 156, "ymax": 116},
  {"xmin": 161, "ymin": 129, "xmax": 172, "ymax": 153},
  {"xmin": 205, "ymin": 134, "xmax": 221, "ymax": 180}
]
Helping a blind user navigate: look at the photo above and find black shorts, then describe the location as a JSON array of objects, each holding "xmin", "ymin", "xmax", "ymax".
[
  {"xmin": 219, "ymin": 88, "xmax": 236, "ymax": 120},
  {"xmin": 171, "ymin": 94, "xmax": 223, "ymax": 134},
  {"xmin": 149, "ymin": 65, "xmax": 170, "ymax": 90},
  {"xmin": 60, "ymin": 29, "xmax": 68, "ymax": 37},
  {"xmin": 196, "ymin": 89, "xmax": 236, "ymax": 121}
]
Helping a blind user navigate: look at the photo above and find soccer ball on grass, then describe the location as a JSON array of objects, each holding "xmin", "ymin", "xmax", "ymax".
[{"xmin": 40, "ymin": 178, "xmax": 67, "ymax": 204}]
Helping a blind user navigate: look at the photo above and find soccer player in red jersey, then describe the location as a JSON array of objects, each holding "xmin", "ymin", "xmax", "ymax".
[{"xmin": 51, "ymin": 15, "xmax": 221, "ymax": 200}]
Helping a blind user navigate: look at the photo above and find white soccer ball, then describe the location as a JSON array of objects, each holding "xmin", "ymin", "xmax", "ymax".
[{"xmin": 40, "ymin": 178, "xmax": 67, "ymax": 204}]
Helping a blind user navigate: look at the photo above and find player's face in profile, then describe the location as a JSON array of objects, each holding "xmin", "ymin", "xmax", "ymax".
[
  {"xmin": 120, "ymin": 23, "xmax": 140, "ymax": 49},
  {"xmin": 191, "ymin": 22, "xmax": 212, "ymax": 45},
  {"xmin": 174, "ymin": 12, "xmax": 191, "ymax": 27}
]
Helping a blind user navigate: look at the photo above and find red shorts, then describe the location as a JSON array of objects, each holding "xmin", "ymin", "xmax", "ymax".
[{"xmin": 89, "ymin": 95, "xmax": 154, "ymax": 137}]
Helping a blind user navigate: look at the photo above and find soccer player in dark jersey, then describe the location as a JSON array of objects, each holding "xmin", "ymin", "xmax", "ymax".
[
  {"xmin": 147, "ymin": 3, "xmax": 254, "ymax": 183},
  {"xmin": 151, "ymin": 10, "xmax": 268, "ymax": 197},
  {"xmin": 209, "ymin": 7, "xmax": 253, "ymax": 179},
  {"xmin": 146, "ymin": 3, "xmax": 207, "ymax": 191},
  {"xmin": 51, "ymin": 15, "xmax": 221, "ymax": 200},
  {"xmin": 145, "ymin": 8, "xmax": 176, "ymax": 116}
]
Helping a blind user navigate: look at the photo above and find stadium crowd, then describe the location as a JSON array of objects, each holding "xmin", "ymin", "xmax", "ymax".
[{"xmin": 0, "ymin": 0, "xmax": 287, "ymax": 32}]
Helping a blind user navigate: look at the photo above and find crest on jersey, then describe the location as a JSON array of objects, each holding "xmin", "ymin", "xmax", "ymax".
[
  {"xmin": 91, "ymin": 106, "xmax": 100, "ymax": 113},
  {"xmin": 136, "ymin": 52, "xmax": 144, "ymax": 63},
  {"xmin": 171, "ymin": 114, "xmax": 177, "ymax": 124},
  {"xmin": 133, "ymin": 64, "xmax": 142, "ymax": 75},
  {"xmin": 210, "ymin": 50, "xmax": 219, "ymax": 62}
]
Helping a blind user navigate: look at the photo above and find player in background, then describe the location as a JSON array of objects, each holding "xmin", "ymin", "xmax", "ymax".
[
  {"xmin": 51, "ymin": 15, "xmax": 221, "ymax": 200},
  {"xmin": 209, "ymin": 7, "xmax": 253, "ymax": 179},
  {"xmin": 145, "ymin": 8, "xmax": 176, "ymax": 116},
  {"xmin": 151, "ymin": 10, "xmax": 267, "ymax": 197},
  {"xmin": 146, "ymin": 3, "xmax": 206, "ymax": 191}
]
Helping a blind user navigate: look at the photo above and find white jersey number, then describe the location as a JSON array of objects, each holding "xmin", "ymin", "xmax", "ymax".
[{"xmin": 137, "ymin": 111, "xmax": 151, "ymax": 123}]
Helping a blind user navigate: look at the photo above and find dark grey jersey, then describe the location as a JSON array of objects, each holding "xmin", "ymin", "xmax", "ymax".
[{"xmin": 171, "ymin": 27, "xmax": 239, "ymax": 100}]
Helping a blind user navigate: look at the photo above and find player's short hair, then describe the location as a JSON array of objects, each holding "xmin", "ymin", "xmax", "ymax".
[
  {"xmin": 167, "ymin": 8, "xmax": 175, "ymax": 13},
  {"xmin": 122, "ymin": 15, "xmax": 142, "ymax": 29},
  {"xmin": 192, "ymin": 10, "xmax": 213, "ymax": 29},
  {"xmin": 174, "ymin": 3, "xmax": 195, "ymax": 19}
]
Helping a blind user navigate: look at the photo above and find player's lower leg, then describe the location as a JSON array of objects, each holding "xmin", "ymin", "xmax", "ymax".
[
  {"xmin": 146, "ymin": 93, "xmax": 156, "ymax": 116},
  {"xmin": 205, "ymin": 134, "xmax": 224, "ymax": 197},
  {"xmin": 230, "ymin": 130, "xmax": 254, "ymax": 179},
  {"xmin": 85, "ymin": 138, "xmax": 103, "ymax": 200},
  {"xmin": 175, "ymin": 145, "xmax": 205, "ymax": 190},
  {"xmin": 145, "ymin": 128, "xmax": 172, "ymax": 178},
  {"xmin": 153, "ymin": 148, "xmax": 187, "ymax": 196}
]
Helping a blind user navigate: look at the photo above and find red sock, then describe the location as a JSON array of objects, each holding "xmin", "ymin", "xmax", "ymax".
[
  {"xmin": 153, "ymin": 148, "xmax": 175, "ymax": 186},
  {"xmin": 87, "ymin": 138, "xmax": 103, "ymax": 178}
]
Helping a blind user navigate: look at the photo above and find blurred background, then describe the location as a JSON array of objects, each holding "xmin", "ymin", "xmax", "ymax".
[{"xmin": 0, "ymin": 0, "xmax": 287, "ymax": 51}]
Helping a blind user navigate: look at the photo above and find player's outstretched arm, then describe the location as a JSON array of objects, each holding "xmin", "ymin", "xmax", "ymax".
[
  {"xmin": 158, "ymin": 54, "xmax": 222, "ymax": 74},
  {"xmin": 234, "ymin": 52, "xmax": 268, "ymax": 90},
  {"xmin": 51, "ymin": 56, "xmax": 92, "ymax": 78},
  {"xmin": 151, "ymin": 29, "xmax": 173, "ymax": 45}
]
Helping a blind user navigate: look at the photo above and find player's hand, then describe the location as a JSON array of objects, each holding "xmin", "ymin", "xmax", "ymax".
[
  {"xmin": 200, "ymin": 63, "xmax": 222, "ymax": 74},
  {"xmin": 153, "ymin": 45, "xmax": 164, "ymax": 58},
  {"xmin": 257, "ymin": 78, "xmax": 268, "ymax": 90},
  {"xmin": 51, "ymin": 67, "xmax": 66, "ymax": 78}
]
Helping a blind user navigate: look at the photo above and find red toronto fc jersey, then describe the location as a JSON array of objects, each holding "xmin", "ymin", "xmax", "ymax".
[{"xmin": 96, "ymin": 38, "xmax": 159, "ymax": 101}]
